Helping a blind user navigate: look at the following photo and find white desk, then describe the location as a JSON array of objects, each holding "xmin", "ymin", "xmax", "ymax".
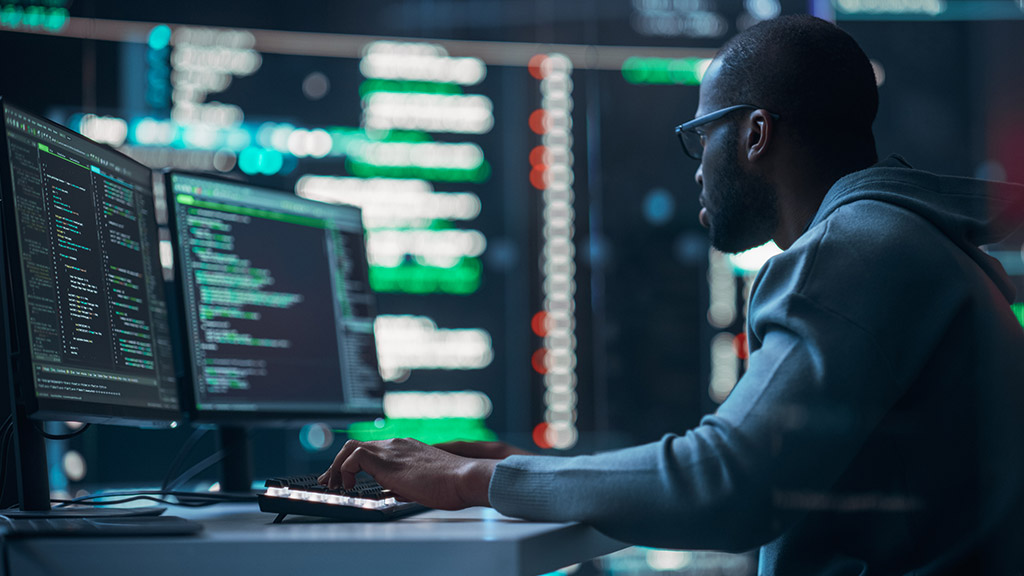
[{"xmin": 1, "ymin": 504, "xmax": 627, "ymax": 576}]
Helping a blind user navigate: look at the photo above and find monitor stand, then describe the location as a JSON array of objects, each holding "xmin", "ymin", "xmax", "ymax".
[
  {"xmin": 218, "ymin": 425, "xmax": 254, "ymax": 494},
  {"xmin": 2, "ymin": 407, "xmax": 165, "ymax": 519}
]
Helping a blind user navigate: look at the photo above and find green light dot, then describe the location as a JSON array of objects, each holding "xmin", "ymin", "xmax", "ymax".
[
  {"xmin": 621, "ymin": 57, "xmax": 707, "ymax": 86},
  {"xmin": 621, "ymin": 57, "xmax": 645, "ymax": 84}
]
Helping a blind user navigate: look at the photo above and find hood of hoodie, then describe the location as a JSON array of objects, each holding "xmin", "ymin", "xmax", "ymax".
[{"xmin": 807, "ymin": 155, "xmax": 1024, "ymax": 303}]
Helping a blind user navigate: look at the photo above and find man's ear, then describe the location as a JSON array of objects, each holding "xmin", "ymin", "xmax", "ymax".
[{"xmin": 745, "ymin": 110, "xmax": 774, "ymax": 162}]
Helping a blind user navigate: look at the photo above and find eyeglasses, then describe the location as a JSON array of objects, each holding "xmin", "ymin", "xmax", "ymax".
[{"xmin": 674, "ymin": 105, "xmax": 780, "ymax": 160}]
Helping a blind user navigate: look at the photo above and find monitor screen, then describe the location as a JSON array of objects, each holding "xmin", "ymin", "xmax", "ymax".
[
  {"xmin": 166, "ymin": 171, "xmax": 384, "ymax": 422},
  {"xmin": 0, "ymin": 101, "xmax": 179, "ymax": 425}
]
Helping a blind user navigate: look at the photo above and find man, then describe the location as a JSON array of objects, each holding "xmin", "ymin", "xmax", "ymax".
[{"xmin": 321, "ymin": 15, "xmax": 1024, "ymax": 575}]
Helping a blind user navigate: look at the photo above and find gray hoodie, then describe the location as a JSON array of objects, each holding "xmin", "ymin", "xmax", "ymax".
[{"xmin": 489, "ymin": 156, "xmax": 1024, "ymax": 575}]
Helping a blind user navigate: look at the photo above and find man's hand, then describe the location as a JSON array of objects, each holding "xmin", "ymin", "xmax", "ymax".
[
  {"xmin": 434, "ymin": 440, "xmax": 535, "ymax": 460},
  {"xmin": 318, "ymin": 438, "xmax": 498, "ymax": 510}
]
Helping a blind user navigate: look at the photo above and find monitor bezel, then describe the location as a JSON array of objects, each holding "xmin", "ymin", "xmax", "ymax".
[
  {"xmin": 0, "ymin": 99, "xmax": 182, "ymax": 427},
  {"xmin": 163, "ymin": 169, "xmax": 384, "ymax": 426}
]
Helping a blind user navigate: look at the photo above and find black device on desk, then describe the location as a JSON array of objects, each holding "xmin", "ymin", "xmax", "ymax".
[
  {"xmin": 0, "ymin": 100, "xmax": 196, "ymax": 532},
  {"xmin": 164, "ymin": 171, "xmax": 415, "ymax": 521}
]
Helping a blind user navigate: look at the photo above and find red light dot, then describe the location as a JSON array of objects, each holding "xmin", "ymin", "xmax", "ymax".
[
  {"xmin": 530, "ymin": 165, "xmax": 546, "ymax": 190},
  {"xmin": 733, "ymin": 332, "xmax": 749, "ymax": 360},
  {"xmin": 531, "ymin": 311, "xmax": 548, "ymax": 337},
  {"xmin": 529, "ymin": 145, "xmax": 546, "ymax": 167},
  {"xmin": 528, "ymin": 109, "xmax": 546, "ymax": 135},
  {"xmin": 531, "ymin": 348, "xmax": 548, "ymax": 374},
  {"xmin": 528, "ymin": 54, "xmax": 547, "ymax": 80},
  {"xmin": 532, "ymin": 422, "xmax": 552, "ymax": 449}
]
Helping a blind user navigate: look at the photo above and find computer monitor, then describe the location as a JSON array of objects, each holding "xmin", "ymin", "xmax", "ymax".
[
  {"xmin": 165, "ymin": 171, "xmax": 385, "ymax": 490},
  {"xmin": 0, "ymin": 100, "xmax": 181, "ymax": 514}
]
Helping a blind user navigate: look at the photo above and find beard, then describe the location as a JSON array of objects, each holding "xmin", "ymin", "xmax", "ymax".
[{"xmin": 704, "ymin": 131, "xmax": 779, "ymax": 254}]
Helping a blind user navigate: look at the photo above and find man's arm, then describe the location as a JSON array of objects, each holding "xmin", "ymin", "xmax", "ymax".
[
  {"xmin": 318, "ymin": 300, "xmax": 898, "ymax": 549},
  {"xmin": 433, "ymin": 440, "xmax": 534, "ymax": 459},
  {"xmin": 320, "ymin": 225, "xmax": 947, "ymax": 550}
]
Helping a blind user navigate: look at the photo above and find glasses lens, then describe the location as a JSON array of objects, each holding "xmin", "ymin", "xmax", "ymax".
[{"xmin": 678, "ymin": 130, "xmax": 703, "ymax": 160}]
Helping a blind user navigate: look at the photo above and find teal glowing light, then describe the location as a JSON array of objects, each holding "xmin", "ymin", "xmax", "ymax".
[
  {"xmin": 43, "ymin": 8, "xmax": 66, "ymax": 31},
  {"xmin": 148, "ymin": 24, "xmax": 172, "ymax": 51},
  {"xmin": 238, "ymin": 147, "xmax": 284, "ymax": 175},
  {"xmin": 299, "ymin": 423, "xmax": 334, "ymax": 452},
  {"xmin": 0, "ymin": 5, "xmax": 21, "ymax": 28},
  {"xmin": 22, "ymin": 5, "xmax": 43, "ymax": 28},
  {"xmin": 1, "ymin": 4, "xmax": 67, "ymax": 30}
]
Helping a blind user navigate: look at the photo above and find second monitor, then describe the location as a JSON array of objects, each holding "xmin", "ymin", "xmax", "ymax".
[{"xmin": 166, "ymin": 171, "xmax": 384, "ymax": 488}]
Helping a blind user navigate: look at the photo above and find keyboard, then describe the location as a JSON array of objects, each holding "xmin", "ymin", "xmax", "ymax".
[{"xmin": 257, "ymin": 475, "xmax": 427, "ymax": 523}]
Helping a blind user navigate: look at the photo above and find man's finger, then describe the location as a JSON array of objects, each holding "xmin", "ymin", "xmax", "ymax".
[
  {"xmin": 338, "ymin": 445, "xmax": 373, "ymax": 490},
  {"xmin": 320, "ymin": 439, "xmax": 363, "ymax": 488}
]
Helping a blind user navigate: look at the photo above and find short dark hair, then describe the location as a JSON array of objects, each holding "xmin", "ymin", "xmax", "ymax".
[{"xmin": 714, "ymin": 15, "xmax": 878, "ymax": 165}]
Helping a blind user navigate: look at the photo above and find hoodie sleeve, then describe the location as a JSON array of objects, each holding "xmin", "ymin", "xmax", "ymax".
[{"xmin": 489, "ymin": 211, "xmax": 964, "ymax": 550}]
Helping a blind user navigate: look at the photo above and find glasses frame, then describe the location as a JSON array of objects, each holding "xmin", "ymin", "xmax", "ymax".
[{"xmin": 674, "ymin": 104, "xmax": 781, "ymax": 160}]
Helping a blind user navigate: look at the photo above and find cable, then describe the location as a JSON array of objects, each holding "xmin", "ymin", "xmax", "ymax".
[
  {"xmin": 0, "ymin": 420, "xmax": 15, "ymax": 508},
  {"xmin": 52, "ymin": 488, "xmax": 255, "ymax": 509},
  {"xmin": 31, "ymin": 421, "xmax": 90, "ymax": 440},
  {"xmin": 56, "ymin": 495, "xmax": 219, "ymax": 508},
  {"xmin": 0, "ymin": 425, "xmax": 13, "ymax": 479},
  {"xmin": 58, "ymin": 490, "xmax": 255, "ymax": 505},
  {"xmin": 0, "ymin": 418, "xmax": 81, "ymax": 508},
  {"xmin": 166, "ymin": 450, "xmax": 225, "ymax": 492},
  {"xmin": 0, "ymin": 417, "xmax": 13, "ymax": 480},
  {"xmin": 160, "ymin": 427, "xmax": 209, "ymax": 492}
]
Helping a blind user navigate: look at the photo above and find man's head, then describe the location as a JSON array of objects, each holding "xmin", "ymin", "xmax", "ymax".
[{"xmin": 691, "ymin": 15, "xmax": 879, "ymax": 253}]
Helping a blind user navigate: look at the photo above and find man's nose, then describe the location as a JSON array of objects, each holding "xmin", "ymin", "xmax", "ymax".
[{"xmin": 695, "ymin": 163, "xmax": 704, "ymax": 187}]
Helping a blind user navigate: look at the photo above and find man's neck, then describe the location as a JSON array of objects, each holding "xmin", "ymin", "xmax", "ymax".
[
  {"xmin": 764, "ymin": 145, "xmax": 877, "ymax": 250},
  {"xmin": 772, "ymin": 171, "xmax": 840, "ymax": 250}
]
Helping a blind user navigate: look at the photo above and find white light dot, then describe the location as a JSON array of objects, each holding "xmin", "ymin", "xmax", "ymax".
[
  {"xmin": 63, "ymin": 450, "xmax": 87, "ymax": 482},
  {"xmin": 646, "ymin": 549, "xmax": 693, "ymax": 571},
  {"xmin": 302, "ymin": 71, "xmax": 331, "ymax": 100},
  {"xmin": 213, "ymin": 149, "xmax": 237, "ymax": 172}
]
